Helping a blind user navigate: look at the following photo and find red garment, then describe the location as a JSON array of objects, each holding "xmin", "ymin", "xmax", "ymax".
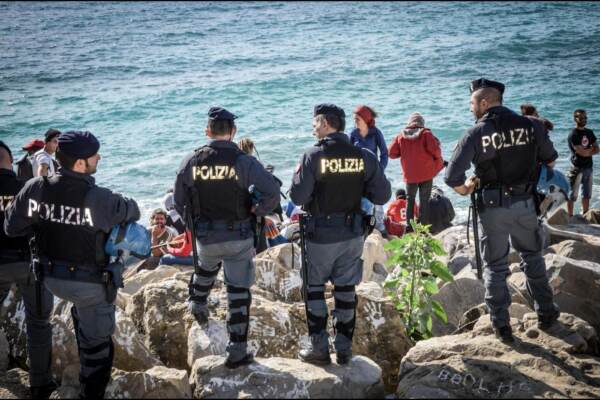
[
  {"xmin": 354, "ymin": 105, "xmax": 376, "ymax": 128},
  {"xmin": 167, "ymin": 231, "xmax": 192, "ymax": 257},
  {"xmin": 388, "ymin": 128, "xmax": 444, "ymax": 184},
  {"xmin": 385, "ymin": 199, "xmax": 419, "ymax": 236}
]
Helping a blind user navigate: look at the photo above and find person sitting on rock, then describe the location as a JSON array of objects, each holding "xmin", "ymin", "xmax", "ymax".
[
  {"xmin": 427, "ymin": 186, "xmax": 455, "ymax": 235},
  {"xmin": 159, "ymin": 230, "xmax": 194, "ymax": 266},
  {"xmin": 146, "ymin": 208, "xmax": 179, "ymax": 270},
  {"xmin": 385, "ymin": 188, "xmax": 419, "ymax": 237}
]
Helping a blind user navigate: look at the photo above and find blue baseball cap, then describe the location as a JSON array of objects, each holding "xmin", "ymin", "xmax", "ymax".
[
  {"xmin": 208, "ymin": 107, "xmax": 237, "ymax": 121},
  {"xmin": 58, "ymin": 131, "xmax": 100, "ymax": 159}
]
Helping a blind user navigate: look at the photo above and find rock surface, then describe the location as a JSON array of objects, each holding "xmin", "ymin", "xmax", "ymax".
[
  {"xmin": 254, "ymin": 243, "xmax": 303, "ymax": 302},
  {"xmin": 190, "ymin": 355, "xmax": 385, "ymax": 399},
  {"xmin": 397, "ymin": 312, "xmax": 600, "ymax": 398},
  {"xmin": 431, "ymin": 268, "xmax": 485, "ymax": 336},
  {"xmin": 52, "ymin": 366, "xmax": 191, "ymax": 399},
  {"xmin": 361, "ymin": 231, "xmax": 388, "ymax": 282},
  {"xmin": 545, "ymin": 239, "xmax": 600, "ymax": 265},
  {"xmin": 0, "ymin": 368, "xmax": 31, "ymax": 399}
]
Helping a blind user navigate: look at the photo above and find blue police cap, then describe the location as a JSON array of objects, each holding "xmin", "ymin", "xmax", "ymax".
[
  {"xmin": 470, "ymin": 78, "xmax": 505, "ymax": 95},
  {"xmin": 313, "ymin": 103, "xmax": 345, "ymax": 119},
  {"xmin": 58, "ymin": 131, "xmax": 100, "ymax": 159},
  {"xmin": 208, "ymin": 107, "xmax": 237, "ymax": 121}
]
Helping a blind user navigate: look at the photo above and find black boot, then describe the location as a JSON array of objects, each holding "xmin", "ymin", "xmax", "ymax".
[
  {"xmin": 299, "ymin": 348, "xmax": 331, "ymax": 366},
  {"xmin": 30, "ymin": 380, "xmax": 58, "ymax": 399},
  {"xmin": 537, "ymin": 311, "xmax": 560, "ymax": 330},
  {"xmin": 336, "ymin": 351, "xmax": 353, "ymax": 365},
  {"xmin": 225, "ymin": 353, "xmax": 254, "ymax": 369},
  {"xmin": 494, "ymin": 325, "xmax": 514, "ymax": 343}
]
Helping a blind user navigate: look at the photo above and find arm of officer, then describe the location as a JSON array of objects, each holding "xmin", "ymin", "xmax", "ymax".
[
  {"xmin": 445, "ymin": 131, "xmax": 478, "ymax": 196},
  {"xmin": 173, "ymin": 153, "xmax": 194, "ymax": 218},
  {"xmin": 362, "ymin": 149, "xmax": 392, "ymax": 206},
  {"xmin": 289, "ymin": 151, "xmax": 316, "ymax": 206},
  {"xmin": 243, "ymin": 156, "xmax": 280, "ymax": 216},
  {"xmin": 90, "ymin": 187, "xmax": 140, "ymax": 232},
  {"xmin": 532, "ymin": 119, "xmax": 558, "ymax": 165},
  {"xmin": 4, "ymin": 178, "xmax": 43, "ymax": 237}
]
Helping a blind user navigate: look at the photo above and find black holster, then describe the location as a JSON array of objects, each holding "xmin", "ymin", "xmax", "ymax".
[
  {"xmin": 31, "ymin": 258, "xmax": 44, "ymax": 317},
  {"xmin": 102, "ymin": 271, "xmax": 117, "ymax": 303}
]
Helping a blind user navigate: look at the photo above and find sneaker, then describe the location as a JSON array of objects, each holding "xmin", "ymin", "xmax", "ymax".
[
  {"xmin": 298, "ymin": 348, "xmax": 331, "ymax": 366},
  {"xmin": 494, "ymin": 326, "xmax": 514, "ymax": 343},
  {"xmin": 336, "ymin": 351, "xmax": 352, "ymax": 365},
  {"xmin": 537, "ymin": 311, "xmax": 560, "ymax": 331},
  {"xmin": 30, "ymin": 380, "xmax": 58, "ymax": 399},
  {"xmin": 225, "ymin": 353, "xmax": 254, "ymax": 369}
]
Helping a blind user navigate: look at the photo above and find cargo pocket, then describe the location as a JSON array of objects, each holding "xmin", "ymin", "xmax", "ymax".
[
  {"xmin": 515, "ymin": 213, "xmax": 542, "ymax": 252},
  {"xmin": 95, "ymin": 304, "xmax": 116, "ymax": 339}
]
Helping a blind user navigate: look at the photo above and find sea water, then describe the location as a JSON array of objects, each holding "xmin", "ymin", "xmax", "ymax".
[{"xmin": 1, "ymin": 2, "xmax": 599, "ymax": 223}]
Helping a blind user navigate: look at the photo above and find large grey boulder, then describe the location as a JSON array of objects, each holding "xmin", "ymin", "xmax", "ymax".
[
  {"xmin": 544, "ymin": 239, "xmax": 600, "ymax": 264},
  {"xmin": 53, "ymin": 366, "xmax": 191, "ymax": 399},
  {"xmin": 397, "ymin": 312, "xmax": 600, "ymax": 398},
  {"xmin": 190, "ymin": 355, "xmax": 385, "ymax": 399},
  {"xmin": 361, "ymin": 231, "xmax": 388, "ymax": 282},
  {"xmin": 127, "ymin": 273, "xmax": 195, "ymax": 370},
  {"xmin": 431, "ymin": 268, "xmax": 485, "ymax": 336},
  {"xmin": 254, "ymin": 243, "xmax": 303, "ymax": 303}
]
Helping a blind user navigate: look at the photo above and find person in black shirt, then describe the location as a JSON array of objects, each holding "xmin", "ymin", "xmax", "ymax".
[{"xmin": 566, "ymin": 109, "xmax": 599, "ymax": 216}]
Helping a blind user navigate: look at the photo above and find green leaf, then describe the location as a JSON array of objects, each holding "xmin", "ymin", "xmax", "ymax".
[
  {"xmin": 426, "ymin": 238, "xmax": 447, "ymax": 256},
  {"xmin": 431, "ymin": 300, "xmax": 449, "ymax": 324},
  {"xmin": 422, "ymin": 279, "xmax": 439, "ymax": 295},
  {"xmin": 383, "ymin": 278, "xmax": 400, "ymax": 289},
  {"xmin": 430, "ymin": 260, "xmax": 454, "ymax": 283}
]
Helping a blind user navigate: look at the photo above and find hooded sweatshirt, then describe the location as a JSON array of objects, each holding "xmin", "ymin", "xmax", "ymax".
[{"xmin": 388, "ymin": 126, "xmax": 444, "ymax": 184}]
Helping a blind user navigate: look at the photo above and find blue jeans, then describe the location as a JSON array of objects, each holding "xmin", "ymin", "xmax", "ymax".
[{"xmin": 159, "ymin": 254, "xmax": 194, "ymax": 266}]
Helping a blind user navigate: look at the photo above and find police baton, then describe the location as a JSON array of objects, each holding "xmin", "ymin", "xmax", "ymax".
[
  {"xmin": 184, "ymin": 204, "xmax": 200, "ymax": 274},
  {"xmin": 298, "ymin": 214, "xmax": 310, "ymax": 311},
  {"xmin": 469, "ymin": 191, "xmax": 483, "ymax": 280},
  {"xmin": 28, "ymin": 236, "xmax": 43, "ymax": 318}
]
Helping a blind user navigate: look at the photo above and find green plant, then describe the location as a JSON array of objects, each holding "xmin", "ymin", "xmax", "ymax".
[{"xmin": 383, "ymin": 221, "xmax": 454, "ymax": 342}]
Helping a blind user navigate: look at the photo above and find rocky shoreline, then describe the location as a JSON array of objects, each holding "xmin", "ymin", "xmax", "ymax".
[{"xmin": 1, "ymin": 207, "xmax": 599, "ymax": 398}]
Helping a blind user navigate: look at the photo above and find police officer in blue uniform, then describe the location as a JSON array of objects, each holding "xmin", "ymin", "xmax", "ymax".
[
  {"xmin": 4, "ymin": 131, "xmax": 141, "ymax": 398},
  {"xmin": 173, "ymin": 107, "xmax": 280, "ymax": 369},
  {"xmin": 444, "ymin": 79, "xmax": 560, "ymax": 342},
  {"xmin": 0, "ymin": 141, "xmax": 55, "ymax": 399},
  {"xmin": 290, "ymin": 104, "xmax": 391, "ymax": 365}
]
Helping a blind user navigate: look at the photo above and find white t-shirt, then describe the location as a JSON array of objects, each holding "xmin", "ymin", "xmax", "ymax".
[{"xmin": 32, "ymin": 149, "xmax": 55, "ymax": 177}]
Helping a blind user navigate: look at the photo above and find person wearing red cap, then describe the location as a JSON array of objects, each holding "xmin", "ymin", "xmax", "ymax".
[
  {"xmin": 349, "ymin": 105, "xmax": 389, "ymax": 236},
  {"xmin": 15, "ymin": 139, "xmax": 45, "ymax": 181}
]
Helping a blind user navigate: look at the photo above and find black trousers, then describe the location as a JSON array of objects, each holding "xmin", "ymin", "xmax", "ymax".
[{"xmin": 406, "ymin": 180, "xmax": 433, "ymax": 227}]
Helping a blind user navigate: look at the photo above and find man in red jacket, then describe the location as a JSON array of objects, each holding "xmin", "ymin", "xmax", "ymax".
[{"xmin": 388, "ymin": 113, "xmax": 444, "ymax": 231}]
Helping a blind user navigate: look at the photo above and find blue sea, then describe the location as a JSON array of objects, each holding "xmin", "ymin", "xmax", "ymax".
[{"xmin": 2, "ymin": 1, "xmax": 600, "ymax": 223}]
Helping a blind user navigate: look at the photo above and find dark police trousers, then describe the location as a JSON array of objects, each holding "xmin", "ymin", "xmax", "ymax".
[
  {"xmin": 0, "ymin": 262, "xmax": 53, "ymax": 387},
  {"xmin": 305, "ymin": 236, "xmax": 363, "ymax": 355},
  {"xmin": 44, "ymin": 276, "xmax": 115, "ymax": 397},
  {"xmin": 478, "ymin": 197, "xmax": 558, "ymax": 329},
  {"xmin": 188, "ymin": 238, "xmax": 255, "ymax": 362}
]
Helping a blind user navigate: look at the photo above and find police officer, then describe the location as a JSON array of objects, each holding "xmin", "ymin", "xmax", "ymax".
[
  {"xmin": 444, "ymin": 78, "xmax": 560, "ymax": 343},
  {"xmin": 0, "ymin": 141, "xmax": 55, "ymax": 398},
  {"xmin": 4, "ymin": 131, "xmax": 140, "ymax": 398},
  {"xmin": 173, "ymin": 107, "xmax": 280, "ymax": 369},
  {"xmin": 290, "ymin": 104, "xmax": 391, "ymax": 365}
]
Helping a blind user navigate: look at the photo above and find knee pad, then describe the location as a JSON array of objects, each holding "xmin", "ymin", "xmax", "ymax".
[
  {"xmin": 333, "ymin": 285, "xmax": 357, "ymax": 339},
  {"xmin": 188, "ymin": 273, "xmax": 216, "ymax": 304},
  {"xmin": 226, "ymin": 286, "xmax": 251, "ymax": 343},
  {"xmin": 306, "ymin": 285, "xmax": 327, "ymax": 335}
]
